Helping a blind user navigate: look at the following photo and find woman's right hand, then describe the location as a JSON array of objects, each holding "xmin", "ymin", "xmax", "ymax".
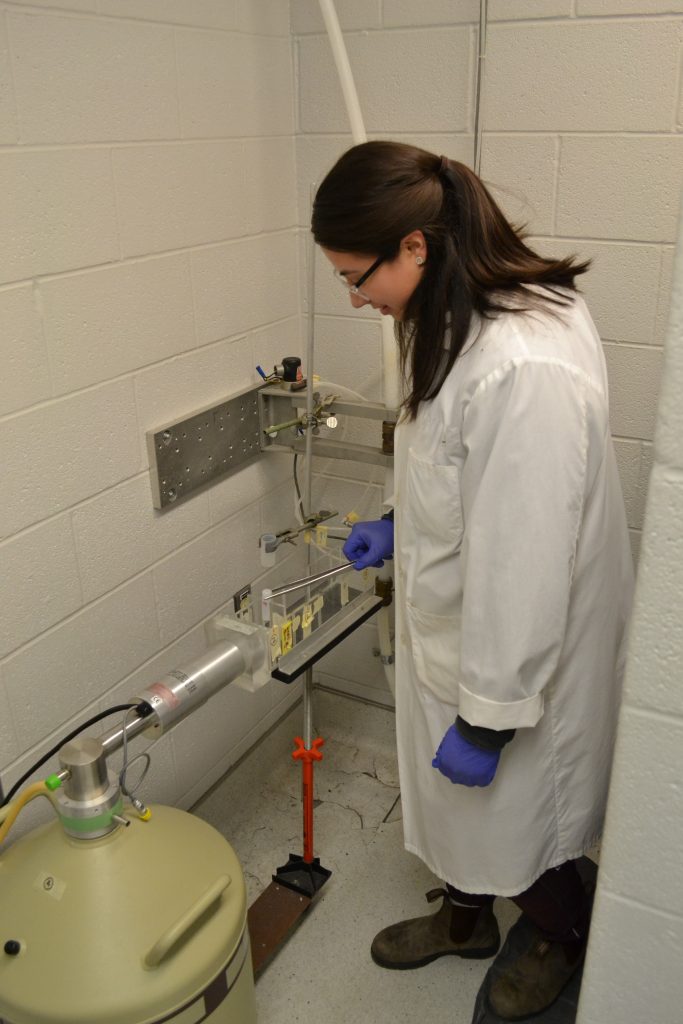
[{"xmin": 343, "ymin": 519, "xmax": 394, "ymax": 570}]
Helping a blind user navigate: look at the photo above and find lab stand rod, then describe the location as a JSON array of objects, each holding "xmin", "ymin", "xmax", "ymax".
[{"xmin": 265, "ymin": 560, "xmax": 355, "ymax": 601}]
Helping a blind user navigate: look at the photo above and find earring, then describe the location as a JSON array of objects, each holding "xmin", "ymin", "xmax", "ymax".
[{"xmin": 416, "ymin": 256, "xmax": 425, "ymax": 266}]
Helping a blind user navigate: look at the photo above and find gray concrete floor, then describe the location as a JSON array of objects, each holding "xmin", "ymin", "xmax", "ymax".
[{"xmin": 193, "ymin": 688, "xmax": 520, "ymax": 1024}]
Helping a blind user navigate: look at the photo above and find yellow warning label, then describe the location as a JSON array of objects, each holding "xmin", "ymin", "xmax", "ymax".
[
  {"xmin": 301, "ymin": 603, "xmax": 314, "ymax": 631},
  {"xmin": 315, "ymin": 525, "xmax": 328, "ymax": 547},
  {"xmin": 281, "ymin": 620, "xmax": 294, "ymax": 654}
]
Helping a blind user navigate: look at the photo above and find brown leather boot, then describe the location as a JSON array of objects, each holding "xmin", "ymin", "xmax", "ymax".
[
  {"xmin": 371, "ymin": 888, "xmax": 500, "ymax": 969},
  {"xmin": 488, "ymin": 931, "xmax": 587, "ymax": 1020}
]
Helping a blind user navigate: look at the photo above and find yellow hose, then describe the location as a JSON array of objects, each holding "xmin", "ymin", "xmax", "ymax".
[{"xmin": 0, "ymin": 782, "xmax": 53, "ymax": 847}]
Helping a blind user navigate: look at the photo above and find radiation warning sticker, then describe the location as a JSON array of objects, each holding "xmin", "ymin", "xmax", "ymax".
[
  {"xmin": 269, "ymin": 624, "xmax": 282, "ymax": 663},
  {"xmin": 281, "ymin": 620, "xmax": 294, "ymax": 655},
  {"xmin": 301, "ymin": 603, "xmax": 314, "ymax": 635}
]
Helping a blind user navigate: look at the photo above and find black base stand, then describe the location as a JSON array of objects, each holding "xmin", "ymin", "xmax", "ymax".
[
  {"xmin": 471, "ymin": 857, "xmax": 598, "ymax": 1024},
  {"xmin": 273, "ymin": 853, "xmax": 332, "ymax": 898}
]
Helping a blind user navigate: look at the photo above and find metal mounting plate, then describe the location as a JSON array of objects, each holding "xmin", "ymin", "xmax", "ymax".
[{"xmin": 146, "ymin": 384, "xmax": 263, "ymax": 509}]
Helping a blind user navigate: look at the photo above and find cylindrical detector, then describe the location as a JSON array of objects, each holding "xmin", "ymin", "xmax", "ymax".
[{"xmin": 134, "ymin": 640, "xmax": 247, "ymax": 737}]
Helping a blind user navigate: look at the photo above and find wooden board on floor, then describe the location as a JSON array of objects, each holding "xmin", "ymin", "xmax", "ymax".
[{"xmin": 248, "ymin": 882, "xmax": 314, "ymax": 978}]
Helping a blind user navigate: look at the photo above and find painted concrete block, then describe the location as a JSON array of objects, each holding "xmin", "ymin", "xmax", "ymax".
[
  {"xmin": 133, "ymin": 334, "xmax": 257, "ymax": 446},
  {"xmin": 298, "ymin": 28, "xmax": 472, "ymax": 134},
  {"xmin": 170, "ymin": 679, "xmax": 272, "ymax": 802},
  {"xmin": 209, "ymin": 454, "xmax": 293, "ymax": 526},
  {"xmin": 623, "ymin": 471, "xmax": 683, "ymax": 717},
  {"xmin": 485, "ymin": 20, "xmax": 681, "ymax": 131},
  {"xmin": 557, "ymin": 136, "xmax": 683, "ymax": 243},
  {"xmin": 577, "ymin": 0, "xmax": 683, "ymax": 13},
  {"xmin": 7, "ymin": 0, "xmax": 96, "ymax": 9},
  {"xmin": 1, "ymin": 380, "xmax": 141, "ymax": 541},
  {"xmin": 0, "ymin": 284, "xmax": 51, "ymax": 417},
  {"xmin": 653, "ymin": 212, "xmax": 683, "ymax": 469},
  {"xmin": 98, "ymin": 0, "xmax": 239, "ymax": 30},
  {"xmin": 313, "ymin": 315, "xmax": 383, "ymax": 402},
  {"xmin": 480, "ymin": 134, "xmax": 558, "ymax": 236},
  {"xmin": 577, "ymin": 892, "xmax": 683, "ymax": 1024},
  {"xmin": 597, "ymin": 709, "xmax": 683, "ymax": 914},
  {"xmin": 191, "ymin": 232, "xmax": 299, "ymax": 346},
  {"xmin": 113, "ymin": 141, "xmax": 247, "ymax": 258},
  {"xmin": 613, "ymin": 439, "xmax": 643, "ymax": 531},
  {"xmin": 0, "ymin": 149, "xmax": 118, "ymax": 283},
  {"xmin": 8, "ymin": 12, "xmax": 178, "ymax": 143},
  {"xmin": 234, "ymin": 0, "xmax": 290, "ymax": 36},
  {"xmin": 2, "ymin": 574, "xmax": 161, "ymax": 751},
  {"xmin": 0, "ymin": 516, "xmax": 82, "ymax": 659},
  {"xmin": 72, "ymin": 475, "xmax": 211, "ymax": 603},
  {"xmin": 489, "ymin": 0, "xmax": 572, "ymax": 17},
  {"xmin": 602, "ymin": 343, "xmax": 663, "ymax": 442},
  {"xmin": 0, "ymin": 671, "xmax": 19, "ymax": 771},
  {"xmin": 241, "ymin": 137, "xmax": 298, "ymax": 236},
  {"xmin": 0, "ymin": 14, "xmax": 17, "ymax": 143},
  {"xmin": 538, "ymin": 239, "xmax": 662, "ymax": 345},
  {"xmin": 152, "ymin": 511, "xmax": 263, "ymax": 643},
  {"xmin": 177, "ymin": 31, "xmax": 294, "ymax": 138},
  {"xmin": 291, "ymin": 0, "xmax": 382, "ymax": 33},
  {"xmin": 41, "ymin": 255, "xmax": 196, "ymax": 394},
  {"xmin": 382, "ymin": 0, "xmax": 479, "ymax": 26},
  {"xmin": 656, "ymin": 246, "xmax": 676, "ymax": 346}
]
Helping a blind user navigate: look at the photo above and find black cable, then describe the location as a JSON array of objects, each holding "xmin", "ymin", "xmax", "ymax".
[
  {"xmin": 293, "ymin": 453, "xmax": 306, "ymax": 522},
  {"xmin": 1, "ymin": 703, "xmax": 142, "ymax": 808}
]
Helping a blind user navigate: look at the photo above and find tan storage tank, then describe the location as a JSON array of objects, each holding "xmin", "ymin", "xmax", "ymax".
[{"xmin": 0, "ymin": 804, "xmax": 257, "ymax": 1024}]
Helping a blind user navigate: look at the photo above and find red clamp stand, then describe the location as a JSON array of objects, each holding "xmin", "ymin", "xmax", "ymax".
[{"xmin": 272, "ymin": 736, "xmax": 332, "ymax": 897}]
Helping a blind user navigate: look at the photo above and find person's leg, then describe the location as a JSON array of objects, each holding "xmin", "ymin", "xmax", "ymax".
[
  {"xmin": 371, "ymin": 884, "xmax": 500, "ymax": 969},
  {"xmin": 510, "ymin": 860, "xmax": 588, "ymax": 943},
  {"xmin": 489, "ymin": 860, "xmax": 591, "ymax": 1021}
]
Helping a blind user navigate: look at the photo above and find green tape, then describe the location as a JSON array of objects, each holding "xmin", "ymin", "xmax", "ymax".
[{"xmin": 59, "ymin": 799, "xmax": 124, "ymax": 834}]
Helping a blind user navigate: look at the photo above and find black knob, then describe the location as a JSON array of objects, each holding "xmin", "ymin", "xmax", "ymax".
[
  {"xmin": 281, "ymin": 356, "xmax": 301, "ymax": 382},
  {"xmin": 4, "ymin": 940, "xmax": 21, "ymax": 956}
]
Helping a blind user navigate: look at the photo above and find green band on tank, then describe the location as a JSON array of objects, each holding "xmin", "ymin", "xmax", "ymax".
[{"xmin": 59, "ymin": 798, "xmax": 124, "ymax": 833}]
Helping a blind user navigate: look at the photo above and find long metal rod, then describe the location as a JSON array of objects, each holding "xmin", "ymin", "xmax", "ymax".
[
  {"xmin": 264, "ymin": 560, "xmax": 355, "ymax": 601},
  {"xmin": 473, "ymin": 0, "xmax": 488, "ymax": 175}
]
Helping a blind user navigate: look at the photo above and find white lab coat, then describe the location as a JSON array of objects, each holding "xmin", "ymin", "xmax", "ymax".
[{"xmin": 393, "ymin": 292, "xmax": 633, "ymax": 896}]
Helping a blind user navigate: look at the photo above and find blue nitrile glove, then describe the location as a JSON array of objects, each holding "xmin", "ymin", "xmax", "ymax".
[
  {"xmin": 343, "ymin": 518, "xmax": 394, "ymax": 570},
  {"xmin": 432, "ymin": 725, "xmax": 500, "ymax": 787}
]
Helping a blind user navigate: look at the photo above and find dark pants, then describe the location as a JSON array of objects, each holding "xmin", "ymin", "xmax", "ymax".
[{"xmin": 446, "ymin": 859, "xmax": 587, "ymax": 944}]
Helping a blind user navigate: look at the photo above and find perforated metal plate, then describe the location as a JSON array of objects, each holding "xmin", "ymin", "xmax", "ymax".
[{"xmin": 146, "ymin": 385, "xmax": 263, "ymax": 509}]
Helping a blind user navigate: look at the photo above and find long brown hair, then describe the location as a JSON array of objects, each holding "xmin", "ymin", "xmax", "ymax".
[{"xmin": 311, "ymin": 141, "xmax": 590, "ymax": 419}]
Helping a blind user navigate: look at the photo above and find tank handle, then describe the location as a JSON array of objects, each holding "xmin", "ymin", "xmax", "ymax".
[{"xmin": 142, "ymin": 874, "xmax": 232, "ymax": 969}]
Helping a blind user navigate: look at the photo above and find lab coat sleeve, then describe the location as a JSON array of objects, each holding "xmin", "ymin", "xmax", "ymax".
[{"xmin": 457, "ymin": 358, "xmax": 589, "ymax": 730}]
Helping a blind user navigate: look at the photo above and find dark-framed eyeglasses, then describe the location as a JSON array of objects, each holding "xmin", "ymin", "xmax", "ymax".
[{"xmin": 332, "ymin": 254, "xmax": 386, "ymax": 300}]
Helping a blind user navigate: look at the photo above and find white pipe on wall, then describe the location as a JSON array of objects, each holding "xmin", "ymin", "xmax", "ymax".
[{"xmin": 318, "ymin": 0, "xmax": 396, "ymax": 697}]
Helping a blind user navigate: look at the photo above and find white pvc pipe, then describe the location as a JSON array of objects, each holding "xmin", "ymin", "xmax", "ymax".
[{"xmin": 318, "ymin": 0, "xmax": 397, "ymax": 696}]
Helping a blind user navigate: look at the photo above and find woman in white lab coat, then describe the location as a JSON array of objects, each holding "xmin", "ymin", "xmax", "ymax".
[{"xmin": 311, "ymin": 141, "xmax": 633, "ymax": 1021}]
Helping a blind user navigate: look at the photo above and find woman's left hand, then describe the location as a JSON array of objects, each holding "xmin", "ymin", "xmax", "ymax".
[{"xmin": 432, "ymin": 725, "xmax": 500, "ymax": 787}]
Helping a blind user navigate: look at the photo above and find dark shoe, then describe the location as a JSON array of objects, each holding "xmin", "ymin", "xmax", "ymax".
[
  {"xmin": 488, "ymin": 931, "xmax": 586, "ymax": 1020},
  {"xmin": 371, "ymin": 888, "xmax": 500, "ymax": 970}
]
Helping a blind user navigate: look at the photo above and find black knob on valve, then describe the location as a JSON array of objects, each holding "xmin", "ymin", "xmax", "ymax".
[
  {"xmin": 4, "ymin": 940, "xmax": 21, "ymax": 956},
  {"xmin": 281, "ymin": 356, "xmax": 301, "ymax": 382}
]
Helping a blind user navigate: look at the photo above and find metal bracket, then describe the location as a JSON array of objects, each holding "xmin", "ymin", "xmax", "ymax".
[
  {"xmin": 146, "ymin": 384, "xmax": 263, "ymax": 509},
  {"xmin": 258, "ymin": 386, "xmax": 396, "ymax": 468}
]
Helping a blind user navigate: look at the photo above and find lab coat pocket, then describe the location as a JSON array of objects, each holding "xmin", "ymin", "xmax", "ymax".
[
  {"xmin": 405, "ymin": 448, "xmax": 464, "ymax": 547},
  {"xmin": 405, "ymin": 601, "xmax": 461, "ymax": 709}
]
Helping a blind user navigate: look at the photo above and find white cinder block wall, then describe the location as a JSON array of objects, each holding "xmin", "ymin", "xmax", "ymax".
[
  {"xmin": 0, "ymin": 0, "xmax": 308, "ymax": 831},
  {"xmin": 576, "ymin": 201, "xmax": 683, "ymax": 1023}
]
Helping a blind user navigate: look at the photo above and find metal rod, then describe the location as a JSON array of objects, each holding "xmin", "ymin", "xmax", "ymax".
[
  {"xmin": 473, "ymin": 0, "xmax": 488, "ymax": 176},
  {"xmin": 100, "ymin": 712, "xmax": 150, "ymax": 755},
  {"xmin": 264, "ymin": 560, "xmax": 355, "ymax": 601}
]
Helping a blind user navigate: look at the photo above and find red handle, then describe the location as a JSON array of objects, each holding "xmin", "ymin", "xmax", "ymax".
[{"xmin": 292, "ymin": 737, "xmax": 324, "ymax": 862}]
